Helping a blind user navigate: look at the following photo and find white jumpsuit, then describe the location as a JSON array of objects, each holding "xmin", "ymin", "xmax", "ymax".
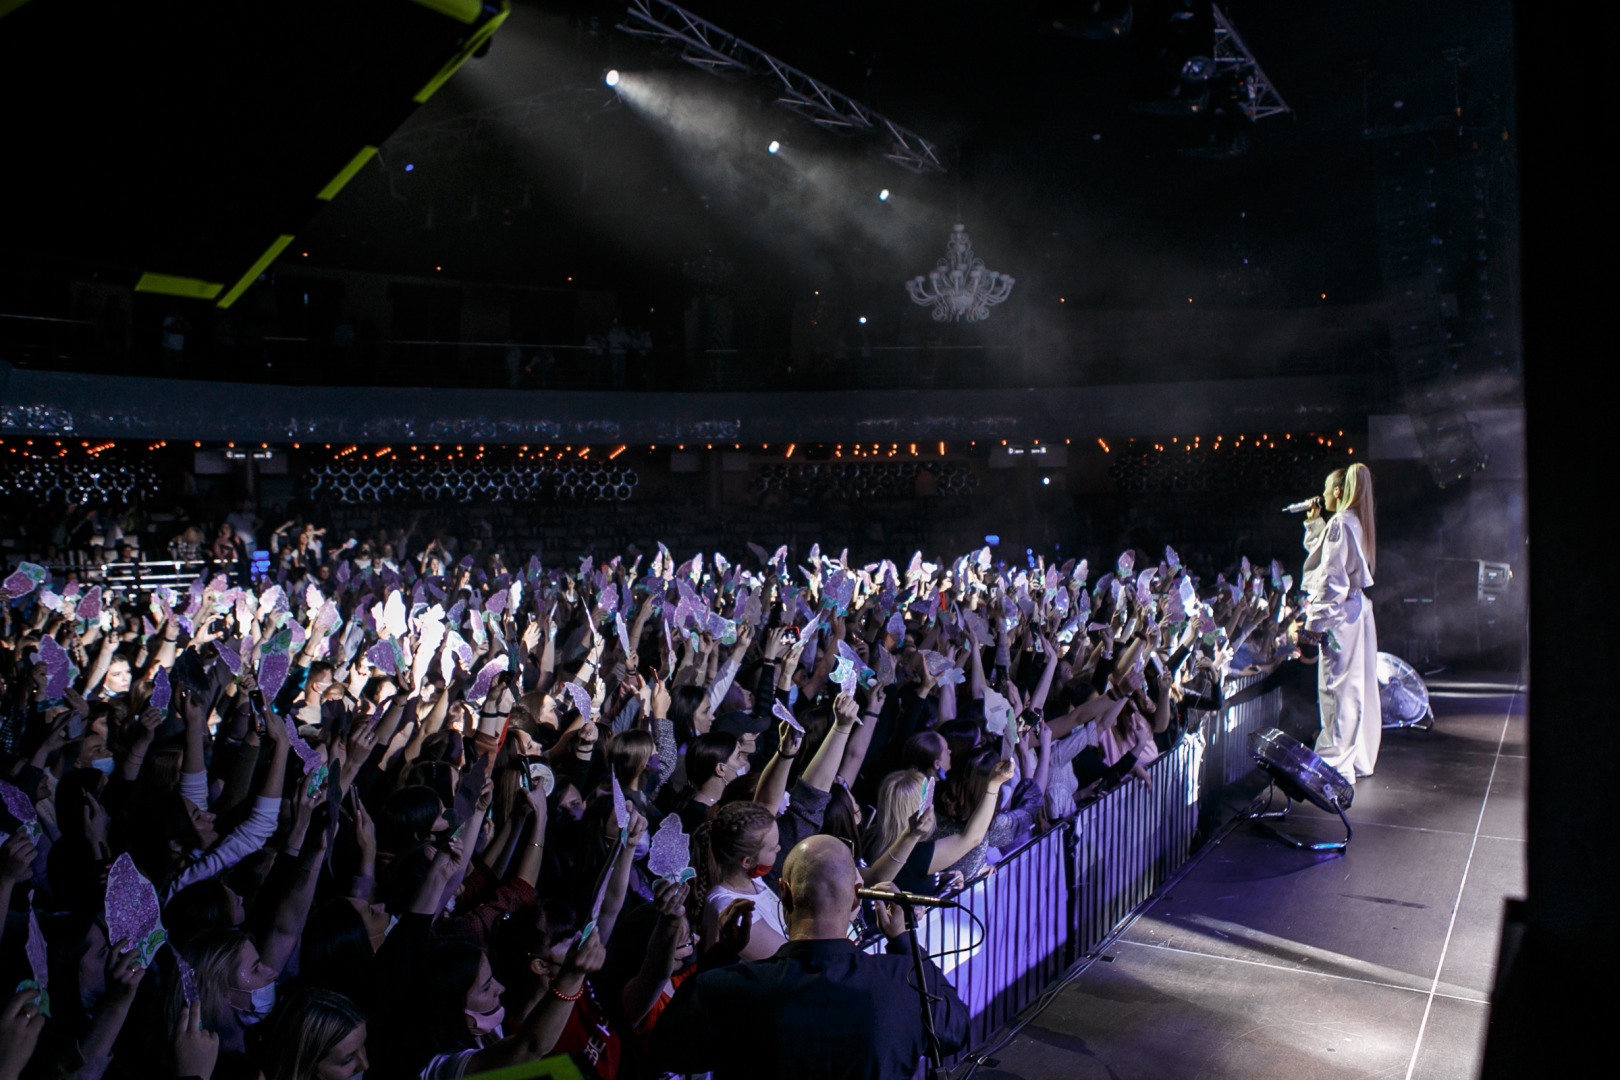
[{"xmin": 1302, "ymin": 509, "xmax": 1381, "ymax": 782}]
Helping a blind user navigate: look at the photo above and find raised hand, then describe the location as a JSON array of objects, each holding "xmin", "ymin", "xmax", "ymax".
[
  {"xmin": 778, "ymin": 718, "xmax": 804, "ymax": 758},
  {"xmin": 868, "ymin": 880, "xmax": 909, "ymax": 939},
  {"xmin": 713, "ymin": 898, "xmax": 754, "ymax": 957},
  {"xmin": 105, "ymin": 939, "xmax": 146, "ymax": 999},
  {"xmin": 0, "ymin": 834, "xmax": 39, "ymax": 885},
  {"xmin": 171, "ymin": 999, "xmax": 220, "ymax": 1080},
  {"xmin": 832, "ymin": 692, "xmax": 859, "ymax": 731},
  {"xmin": 82, "ymin": 790, "xmax": 110, "ymax": 848},
  {"xmin": 0, "ymin": 988, "xmax": 48, "ymax": 1080},
  {"xmin": 906, "ymin": 805, "xmax": 936, "ymax": 840}
]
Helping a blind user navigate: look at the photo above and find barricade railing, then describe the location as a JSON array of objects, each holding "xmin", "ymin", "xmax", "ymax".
[
  {"xmin": 875, "ymin": 678, "xmax": 1282, "ymax": 1054},
  {"xmin": 1072, "ymin": 730, "xmax": 1206, "ymax": 955}
]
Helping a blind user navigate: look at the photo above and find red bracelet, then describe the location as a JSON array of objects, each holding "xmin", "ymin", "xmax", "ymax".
[{"xmin": 550, "ymin": 983, "xmax": 585, "ymax": 1002}]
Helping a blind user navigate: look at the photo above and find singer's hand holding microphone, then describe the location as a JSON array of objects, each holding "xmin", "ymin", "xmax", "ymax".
[{"xmin": 1282, "ymin": 496, "xmax": 1325, "ymax": 521}]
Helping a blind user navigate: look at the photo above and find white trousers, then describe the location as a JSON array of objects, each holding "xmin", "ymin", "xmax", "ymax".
[{"xmin": 1314, "ymin": 595, "xmax": 1381, "ymax": 782}]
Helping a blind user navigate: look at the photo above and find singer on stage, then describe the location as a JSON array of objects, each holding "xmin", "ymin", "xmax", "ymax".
[
  {"xmin": 1297, "ymin": 463, "xmax": 1381, "ymax": 785},
  {"xmin": 650, "ymin": 834, "xmax": 969, "ymax": 1080}
]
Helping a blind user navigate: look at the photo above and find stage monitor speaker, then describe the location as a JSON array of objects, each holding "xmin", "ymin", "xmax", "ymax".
[{"xmin": 0, "ymin": 0, "xmax": 510, "ymax": 308}]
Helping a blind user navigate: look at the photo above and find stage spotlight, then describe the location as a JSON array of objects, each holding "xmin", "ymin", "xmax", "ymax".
[
  {"xmin": 768, "ymin": 140, "xmax": 781, "ymax": 154},
  {"xmin": 858, "ymin": 316, "xmax": 868, "ymax": 324},
  {"xmin": 604, "ymin": 69, "xmax": 620, "ymax": 87},
  {"xmin": 878, "ymin": 188, "xmax": 890, "ymax": 201}
]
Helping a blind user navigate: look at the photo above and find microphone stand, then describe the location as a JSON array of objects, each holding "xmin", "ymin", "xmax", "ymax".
[{"xmin": 896, "ymin": 897, "xmax": 944, "ymax": 1080}]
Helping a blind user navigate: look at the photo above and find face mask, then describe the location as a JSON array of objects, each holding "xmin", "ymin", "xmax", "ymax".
[
  {"xmin": 465, "ymin": 1004, "xmax": 506, "ymax": 1036},
  {"xmin": 935, "ymin": 766, "xmax": 949, "ymax": 781},
  {"xmin": 235, "ymin": 980, "xmax": 276, "ymax": 1025},
  {"xmin": 733, "ymin": 761, "xmax": 750, "ymax": 778},
  {"xmin": 90, "ymin": 757, "xmax": 116, "ymax": 776},
  {"xmin": 748, "ymin": 862, "xmax": 773, "ymax": 879}
]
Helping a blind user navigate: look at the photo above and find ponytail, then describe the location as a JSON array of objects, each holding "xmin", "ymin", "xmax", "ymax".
[
  {"xmin": 688, "ymin": 801, "xmax": 775, "ymax": 926},
  {"xmin": 1342, "ymin": 463, "xmax": 1376, "ymax": 574}
]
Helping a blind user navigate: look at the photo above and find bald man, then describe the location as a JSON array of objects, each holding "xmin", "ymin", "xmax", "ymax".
[{"xmin": 650, "ymin": 834, "xmax": 968, "ymax": 1079}]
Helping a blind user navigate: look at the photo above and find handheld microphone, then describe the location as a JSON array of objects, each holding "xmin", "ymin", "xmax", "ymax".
[
  {"xmin": 856, "ymin": 887, "xmax": 958, "ymax": 909},
  {"xmin": 1281, "ymin": 498, "xmax": 1319, "ymax": 514}
]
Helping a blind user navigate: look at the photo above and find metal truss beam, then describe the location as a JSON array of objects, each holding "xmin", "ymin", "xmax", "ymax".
[
  {"xmin": 618, "ymin": 0, "xmax": 945, "ymax": 173},
  {"xmin": 1212, "ymin": 6, "xmax": 1291, "ymax": 121}
]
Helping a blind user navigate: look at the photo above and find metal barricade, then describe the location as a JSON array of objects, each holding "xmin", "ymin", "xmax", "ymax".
[
  {"xmin": 863, "ymin": 680, "xmax": 1281, "ymax": 1053},
  {"xmin": 1072, "ymin": 731, "xmax": 1206, "ymax": 955}
]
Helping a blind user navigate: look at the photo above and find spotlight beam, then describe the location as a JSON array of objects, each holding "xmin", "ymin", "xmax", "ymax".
[{"xmin": 618, "ymin": 0, "xmax": 945, "ymax": 174}]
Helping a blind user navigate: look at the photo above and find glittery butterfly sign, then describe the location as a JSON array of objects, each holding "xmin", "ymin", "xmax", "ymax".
[
  {"xmin": 37, "ymin": 634, "xmax": 76, "ymax": 701},
  {"xmin": 77, "ymin": 585, "xmax": 103, "ymax": 623},
  {"xmin": 885, "ymin": 611, "xmax": 905, "ymax": 646},
  {"xmin": 105, "ymin": 853, "xmax": 167, "ymax": 967},
  {"xmin": 562, "ymin": 680, "xmax": 593, "ymax": 723},
  {"xmin": 15, "ymin": 895, "xmax": 50, "ymax": 1017},
  {"xmin": 920, "ymin": 650, "xmax": 965, "ymax": 686},
  {"xmin": 647, "ymin": 814, "xmax": 696, "ymax": 884},
  {"xmin": 258, "ymin": 631, "xmax": 294, "ymax": 704},
  {"xmin": 771, "ymin": 701, "xmax": 804, "ymax": 734},
  {"xmin": 982, "ymin": 687, "xmax": 1014, "ymax": 736},
  {"xmin": 467, "ymin": 654, "xmax": 509, "ymax": 707},
  {"xmin": 0, "ymin": 780, "xmax": 41, "ymax": 842},
  {"xmin": 279, "ymin": 717, "xmax": 327, "ymax": 799},
  {"xmin": 2, "ymin": 561, "xmax": 48, "ymax": 600},
  {"xmin": 149, "ymin": 666, "xmax": 172, "ymax": 714},
  {"xmin": 610, "ymin": 773, "xmax": 630, "ymax": 845}
]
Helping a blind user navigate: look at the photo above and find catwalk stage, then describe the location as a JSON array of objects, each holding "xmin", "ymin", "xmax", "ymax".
[{"xmin": 978, "ymin": 674, "xmax": 1525, "ymax": 1080}]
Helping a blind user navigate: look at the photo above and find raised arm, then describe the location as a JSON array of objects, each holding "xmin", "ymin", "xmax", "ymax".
[
  {"xmin": 800, "ymin": 692, "xmax": 857, "ymax": 793},
  {"xmin": 929, "ymin": 758, "xmax": 1015, "ymax": 870}
]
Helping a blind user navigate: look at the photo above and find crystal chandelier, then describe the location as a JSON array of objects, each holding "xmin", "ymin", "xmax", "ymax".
[{"xmin": 905, "ymin": 224, "xmax": 1015, "ymax": 322}]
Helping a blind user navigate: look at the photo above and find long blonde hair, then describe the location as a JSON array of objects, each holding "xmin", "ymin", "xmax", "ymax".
[
  {"xmin": 1329, "ymin": 464, "xmax": 1376, "ymax": 574},
  {"xmin": 872, "ymin": 769, "xmax": 927, "ymax": 856}
]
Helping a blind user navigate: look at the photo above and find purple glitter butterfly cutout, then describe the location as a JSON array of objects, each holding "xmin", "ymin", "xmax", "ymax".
[
  {"xmin": 149, "ymin": 667, "xmax": 172, "ymax": 713},
  {"xmin": 647, "ymin": 815, "xmax": 695, "ymax": 883},
  {"xmin": 467, "ymin": 654, "xmax": 508, "ymax": 705},
  {"xmin": 217, "ymin": 639, "xmax": 245, "ymax": 676},
  {"xmin": 563, "ymin": 681, "xmax": 592, "ymax": 721},
  {"xmin": 37, "ymin": 635, "xmax": 74, "ymax": 700},
  {"xmin": 77, "ymin": 585, "xmax": 103, "ymax": 622},
  {"xmin": 831, "ymin": 655, "xmax": 858, "ymax": 697},
  {"xmin": 0, "ymin": 780, "xmax": 40, "ymax": 840},
  {"xmin": 104, "ymin": 854, "xmax": 167, "ymax": 966},
  {"xmin": 2, "ymin": 561, "xmax": 48, "ymax": 599},
  {"xmin": 258, "ymin": 651, "xmax": 292, "ymax": 704},
  {"xmin": 610, "ymin": 773, "xmax": 629, "ymax": 839},
  {"xmin": 24, "ymin": 900, "xmax": 48, "ymax": 989},
  {"xmin": 771, "ymin": 701, "xmax": 804, "ymax": 733},
  {"xmin": 365, "ymin": 641, "xmax": 397, "ymax": 676}
]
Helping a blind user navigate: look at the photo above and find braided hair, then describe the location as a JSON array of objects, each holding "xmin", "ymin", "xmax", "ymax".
[{"xmin": 688, "ymin": 800, "xmax": 776, "ymax": 925}]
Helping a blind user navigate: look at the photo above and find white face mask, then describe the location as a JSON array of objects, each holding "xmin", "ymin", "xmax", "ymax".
[
  {"xmin": 465, "ymin": 1004, "xmax": 506, "ymax": 1036},
  {"xmin": 235, "ymin": 980, "xmax": 276, "ymax": 1025},
  {"xmin": 733, "ymin": 760, "xmax": 749, "ymax": 779},
  {"xmin": 90, "ymin": 757, "xmax": 116, "ymax": 776}
]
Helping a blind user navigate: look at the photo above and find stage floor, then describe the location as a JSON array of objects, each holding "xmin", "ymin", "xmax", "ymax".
[{"xmin": 979, "ymin": 674, "xmax": 1525, "ymax": 1080}]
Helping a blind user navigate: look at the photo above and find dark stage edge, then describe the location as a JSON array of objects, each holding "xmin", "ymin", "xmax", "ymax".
[{"xmin": 974, "ymin": 675, "xmax": 1525, "ymax": 1080}]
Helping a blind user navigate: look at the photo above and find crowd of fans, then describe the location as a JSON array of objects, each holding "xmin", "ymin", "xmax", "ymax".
[{"xmin": 0, "ymin": 522, "xmax": 1299, "ymax": 1080}]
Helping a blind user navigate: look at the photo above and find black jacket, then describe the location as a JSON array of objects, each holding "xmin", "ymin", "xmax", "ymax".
[{"xmin": 651, "ymin": 936, "xmax": 969, "ymax": 1080}]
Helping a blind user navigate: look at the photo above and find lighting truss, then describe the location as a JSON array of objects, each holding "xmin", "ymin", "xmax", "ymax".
[
  {"xmin": 1211, "ymin": 6, "xmax": 1291, "ymax": 121},
  {"xmin": 617, "ymin": 0, "xmax": 945, "ymax": 173}
]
